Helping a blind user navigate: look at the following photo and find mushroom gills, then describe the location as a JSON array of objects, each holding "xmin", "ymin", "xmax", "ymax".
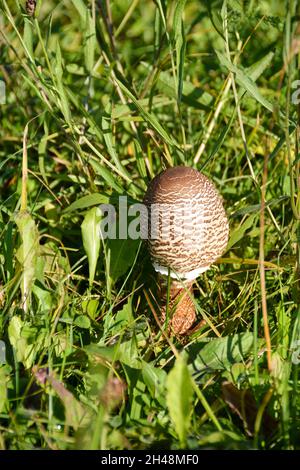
[{"xmin": 153, "ymin": 261, "xmax": 210, "ymax": 281}]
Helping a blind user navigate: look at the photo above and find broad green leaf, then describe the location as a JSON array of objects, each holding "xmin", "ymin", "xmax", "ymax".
[
  {"xmin": 53, "ymin": 332, "xmax": 68, "ymax": 357},
  {"xmin": 122, "ymin": 365, "xmax": 145, "ymax": 420},
  {"xmin": 15, "ymin": 210, "xmax": 39, "ymax": 311},
  {"xmin": 64, "ymin": 193, "xmax": 109, "ymax": 213},
  {"xmin": 215, "ymin": 50, "xmax": 273, "ymax": 112},
  {"xmin": 86, "ymin": 339, "xmax": 141, "ymax": 369},
  {"xmin": 81, "ymin": 207, "xmax": 102, "ymax": 287},
  {"xmin": 188, "ymin": 332, "xmax": 258, "ymax": 375},
  {"xmin": 8, "ymin": 316, "xmax": 25, "ymax": 355},
  {"xmin": 245, "ymin": 51, "xmax": 275, "ymax": 84},
  {"xmin": 90, "ymin": 159, "xmax": 124, "ymax": 193},
  {"xmin": 85, "ymin": 361, "xmax": 109, "ymax": 401},
  {"xmin": 227, "ymin": 213, "xmax": 257, "ymax": 250},
  {"xmin": 228, "ymin": 0, "xmax": 244, "ymax": 12},
  {"xmin": 118, "ymin": 338, "xmax": 141, "ymax": 369},
  {"xmin": 166, "ymin": 355, "xmax": 194, "ymax": 447},
  {"xmin": 8, "ymin": 316, "xmax": 36, "ymax": 368},
  {"xmin": 84, "ymin": 344, "xmax": 117, "ymax": 362},
  {"xmin": 106, "ymin": 299, "xmax": 133, "ymax": 336},
  {"xmin": 81, "ymin": 298, "xmax": 99, "ymax": 320},
  {"xmin": 142, "ymin": 361, "xmax": 167, "ymax": 407},
  {"xmin": 108, "ymin": 237, "xmax": 140, "ymax": 283},
  {"xmin": 32, "ymin": 284, "xmax": 53, "ymax": 312},
  {"xmin": 74, "ymin": 315, "xmax": 91, "ymax": 329},
  {"xmin": 0, "ymin": 365, "xmax": 11, "ymax": 413},
  {"xmin": 88, "ymin": 337, "xmax": 141, "ymax": 369}
]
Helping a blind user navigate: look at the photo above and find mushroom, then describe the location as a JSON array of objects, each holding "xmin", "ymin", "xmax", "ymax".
[{"xmin": 143, "ymin": 166, "xmax": 229, "ymax": 335}]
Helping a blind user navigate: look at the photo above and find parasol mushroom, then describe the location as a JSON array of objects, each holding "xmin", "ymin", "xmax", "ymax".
[{"xmin": 143, "ymin": 166, "xmax": 229, "ymax": 335}]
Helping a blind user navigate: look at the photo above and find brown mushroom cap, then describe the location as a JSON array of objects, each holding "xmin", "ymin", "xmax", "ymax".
[{"xmin": 144, "ymin": 166, "xmax": 229, "ymax": 279}]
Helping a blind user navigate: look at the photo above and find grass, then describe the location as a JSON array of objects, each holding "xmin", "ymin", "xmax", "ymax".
[{"xmin": 0, "ymin": 0, "xmax": 300, "ymax": 450}]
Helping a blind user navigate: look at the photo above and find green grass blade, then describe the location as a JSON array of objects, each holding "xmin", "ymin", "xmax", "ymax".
[
  {"xmin": 81, "ymin": 207, "xmax": 102, "ymax": 288},
  {"xmin": 216, "ymin": 50, "xmax": 273, "ymax": 112},
  {"xmin": 166, "ymin": 354, "xmax": 194, "ymax": 447}
]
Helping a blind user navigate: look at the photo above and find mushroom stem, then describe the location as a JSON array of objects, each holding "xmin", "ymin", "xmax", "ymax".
[{"xmin": 159, "ymin": 277, "xmax": 196, "ymax": 335}]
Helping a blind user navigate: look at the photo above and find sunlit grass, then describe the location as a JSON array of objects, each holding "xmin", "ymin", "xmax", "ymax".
[{"xmin": 0, "ymin": 0, "xmax": 300, "ymax": 450}]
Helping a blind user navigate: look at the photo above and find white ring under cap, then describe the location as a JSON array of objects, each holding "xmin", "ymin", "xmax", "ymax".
[{"xmin": 152, "ymin": 262, "xmax": 210, "ymax": 281}]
